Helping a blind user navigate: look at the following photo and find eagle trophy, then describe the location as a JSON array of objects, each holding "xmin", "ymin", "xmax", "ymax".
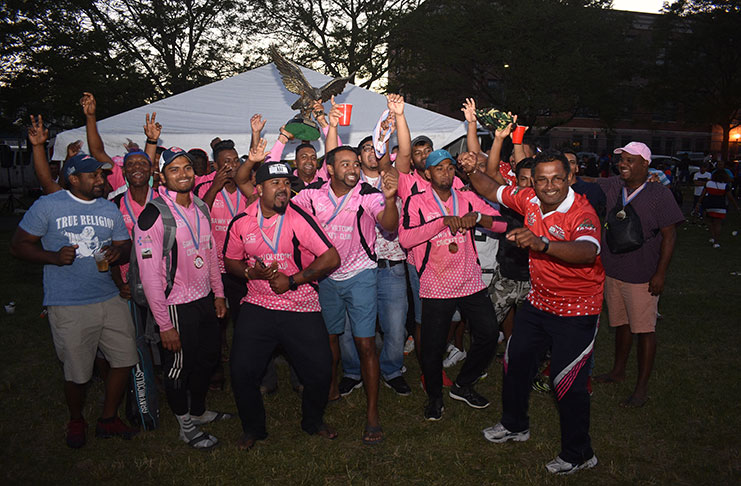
[{"xmin": 270, "ymin": 45, "xmax": 352, "ymax": 141}]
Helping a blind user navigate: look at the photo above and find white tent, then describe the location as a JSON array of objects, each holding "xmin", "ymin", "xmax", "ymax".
[{"xmin": 53, "ymin": 63, "xmax": 466, "ymax": 160}]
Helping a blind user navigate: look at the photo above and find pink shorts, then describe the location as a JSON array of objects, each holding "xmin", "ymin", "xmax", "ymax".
[{"xmin": 604, "ymin": 276, "xmax": 658, "ymax": 334}]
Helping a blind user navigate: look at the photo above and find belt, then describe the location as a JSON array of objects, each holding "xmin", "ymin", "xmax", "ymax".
[
  {"xmin": 377, "ymin": 259, "xmax": 404, "ymax": 268},
  {"xmin": 481, "ymin": 269, "xmax": 496, "ymax": 274}
]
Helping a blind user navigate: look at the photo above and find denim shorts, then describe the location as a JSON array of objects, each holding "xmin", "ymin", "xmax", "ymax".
[{"xmin": 318, "ymin": 268, "xmax": 378, "ymax": 338}]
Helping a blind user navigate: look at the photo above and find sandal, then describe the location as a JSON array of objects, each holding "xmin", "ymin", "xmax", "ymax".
[
  {"xmin": 316, "ymin": 423, "xmax": 338, "ymax": 440},
  {"xmin": 191, "ymin": 411, "xmax": 233, "ymax": 425},
  {"xmin": 237, "ymin": 434, "xmax": 258, "ymax": 451},
  {"xmin": 362, "ymin": 425, "xmax": 383, "ymax": 445},
  {"xmin": 182, "ymin": 430, "xmax": 219, "ymax": 451}
]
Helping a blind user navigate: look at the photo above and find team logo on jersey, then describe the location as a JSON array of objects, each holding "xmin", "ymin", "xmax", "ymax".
[
  {"xmin": 548, "ymin": 225, "xmax": 566, "ymax": 240},
  {"xmin": 527, "ymin": 211, "xmax": 536, "ymax": 226},
  {"xmin": 576, "ymin": 219, "xmax": 597, "ymax": 233},
  {"xmin": 511, "ymin": 186, "xmax": 521, "ymax": 196}
]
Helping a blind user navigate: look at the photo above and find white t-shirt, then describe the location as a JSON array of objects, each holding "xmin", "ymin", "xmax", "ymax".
[{"xmin": 693, "ymin": 171, "xmax": 712, "ymax": 196}]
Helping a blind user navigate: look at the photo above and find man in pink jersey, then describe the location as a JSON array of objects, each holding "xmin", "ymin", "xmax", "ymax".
[
  {"xmin": 135, "ymin": 147, "xmax": 229, "ymax": 450},
  {"xmin": 195, "ymin": 139, "xmax": 250, "ymax": 370},
  {"xmin": 398, "ymin": 149, "xmax": 507, "ymax": 421},
  {"xmin": 224, "ymin": 161, "xmax": 341, "ymax": 450},
  {"xmin": 461, "ymin": 149, "xmax": 604, "ymax": 475},
  {"xmin": 291, "ymin": 145, "xmax": 399, "ymax": 445}
]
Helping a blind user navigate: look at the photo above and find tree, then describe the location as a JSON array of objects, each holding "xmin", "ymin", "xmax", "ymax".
[
  {"xmin": 651, "ymin": 0, "xmax": 741, "ymax": 160},
  {"xmin": 249, "ymin": 0, "xmax": 421, "ymax": 89},
  {"xmin": 389, "ymin": 0, "xmax": 636, "ymax": 133}
]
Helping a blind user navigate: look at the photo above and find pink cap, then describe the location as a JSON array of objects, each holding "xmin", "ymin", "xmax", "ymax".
[{"xmin": 614, "ymin": 141, "xmax": 651, "ymax": 162}]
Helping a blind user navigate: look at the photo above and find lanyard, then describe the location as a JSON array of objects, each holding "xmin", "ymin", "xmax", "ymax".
[
  {"xmin": 431, "ymin": 189, "xmax": 458, "ymax": 217},
  {"xmin": 123, "ymin": 188, "xmax": 153, "ymax": 223},
  {"xmin": 221, "ymin": 188, "xmax": 241, "ymax": 218},
  {"xmin": 257, "ymin": 204, "xmax": 285, "ymax": 254},
  {"xmin": 166, "ymin": 193, "xmax": 201, "ymax": 250},
  {"xmin": 325, "ymin": 186, "xmax": 353, "ymax": 227},
  {"xmin": 622, "ymin": 182, "xmax": 646, "ymax": 207}
]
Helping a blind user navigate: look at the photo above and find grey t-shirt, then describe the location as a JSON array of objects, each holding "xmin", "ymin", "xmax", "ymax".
[{"xmin": 596, "ymin": 176, "xmax": 684, "ymax": 283}]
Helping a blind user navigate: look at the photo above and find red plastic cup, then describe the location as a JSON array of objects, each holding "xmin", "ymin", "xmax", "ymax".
[
  {"xmin": 337, "ymin": 104, "xmax": 353, "ymax": 126},
  {"xmin": 512, "ymin": 125, "xmax": 527, "ymax": 144}
]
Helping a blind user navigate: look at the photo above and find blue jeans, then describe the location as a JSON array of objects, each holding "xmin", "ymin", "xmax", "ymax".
[{"xmin": 340, "ymin": 262, "xmax": 408, "ymax": 380}]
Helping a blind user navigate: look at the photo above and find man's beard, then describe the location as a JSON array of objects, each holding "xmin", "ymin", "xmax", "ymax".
[{"xmin": 273, "ymin": 202, "xmax": 288, "ymax": 214}]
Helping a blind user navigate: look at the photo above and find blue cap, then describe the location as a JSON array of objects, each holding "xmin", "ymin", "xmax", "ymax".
[
  {"xmin": 123, "ymin": 150, "xmax": 151, "ymax": 166},
  {"xmin": 159, "ymin": 147, "xmax": 192, "ymax": 171},
  {"xmin": 64, "ymin": 153, "xmax": 106, "ymax": 180},
  {"xmin": 424, "ymin": 149, "xmax": 456, "ymax": 169}
]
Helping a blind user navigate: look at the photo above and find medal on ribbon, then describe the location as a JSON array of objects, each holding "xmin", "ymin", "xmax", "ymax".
[
  {"xmin": 258, "ymin": 204, "xmax": 285, "ymax": 254},
  {"xmin": 221, "ymin": 188, "xmax": 241, "ymax": 218},
  {"xmin": 619, "ymin": 182, "xmax": 646, "ymax": 221},
  {"xmin": 324, "ymin": 186, "xmax": 353, "ymax": 228},
  {"xmin": 166, "ymin": 192, "xmax": 203, "ymax": 269},
  {"xmin": 432, "ymin": 190, "xmax": 460, "ymax": 253}
]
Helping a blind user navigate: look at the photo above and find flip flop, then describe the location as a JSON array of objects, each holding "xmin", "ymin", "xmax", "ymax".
[
  {"xmin": 362, "ymin": 425, "xmax": 384, "ymax": 445},
  {"xmin": 620, "ymin": 396, "xmax": 649, "ymax": 408},
  {"xmin": 192, "ymin": 411, "xmax": 233, "ymax": 425},
  {"xmin": 184, "ymin": 431, "xmax": 219, "ymax": 451},
  {"xmin": 316, "ymin": 423, "xmax": 338, "ymax": 440}
]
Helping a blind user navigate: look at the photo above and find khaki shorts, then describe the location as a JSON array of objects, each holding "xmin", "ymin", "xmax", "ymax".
[
  {"xmin": 48, "ymin": 295, "xmax": 138, "ymax": 384},
  {"xmin": 604, "ymin": 276, "xmax": 658, "ymax": 334}
]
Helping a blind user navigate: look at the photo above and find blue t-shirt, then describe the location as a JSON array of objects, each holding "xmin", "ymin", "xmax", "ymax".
[{"xmin": 19, "ymin": 191, "xmax": 130, "ymax": 306}]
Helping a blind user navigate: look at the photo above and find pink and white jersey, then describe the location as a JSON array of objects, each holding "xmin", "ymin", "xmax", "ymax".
[
  {"xmin": 134, "ymin": 187, "xmax": 225, "ymax": 332},
  {"xmin": 399, "ymin": 188, "xmax": 507, "ymax": 299},
  {"xmin": 397, "ymin": 170, "xmax": 464, "ymax": 202},
  {"xmin": 292, "ymin": 181, "xmax": 385, "ymax": 281},
  {"xmin": 112, "ymin": 188, "xmax": 154, "ymax": 282},
  {"xmin": 195, "ymin": 183, "xmax": 248, "ymax": 273},
  {"xmin": 362, "ymin": 173, "xmax": 406, "ymax": 261},
  {"xmin": 106, "ymin": 163, "xmax": 126, "ymax": 192},
  {"xmin": 224, "ymin": 200, "xmax": 334, "ymax": 312}
]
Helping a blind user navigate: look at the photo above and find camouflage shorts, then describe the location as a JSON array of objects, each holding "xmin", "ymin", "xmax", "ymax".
[{"xmin": 488, "ymin": 267, "xmax": 530, "ymax": 324}]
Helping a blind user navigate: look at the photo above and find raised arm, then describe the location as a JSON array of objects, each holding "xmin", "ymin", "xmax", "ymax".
[
  {"xmin": 486, "ymin": 116, "xmax": 516, "ymax": 184},
  {"xmin": 512, "ymin": 124, "xmax": 529, "ymax": 165},
  {"xmin": 234, "ymin": 138, "xmax": 266, "ymax": 203},
  {"xmin": 459, "ymin": 151, "xmax": 504, "ymax": 202},
  {"xmin": 376, "ymin": 170, "xmax": 400, "ymax": 232},
  {"xmin": 389, "ymin": 95, "xmax": 413, "ymax": 174},
  {"xmin": 462, "ymin": 98, "xmax": 481, "ymax": 155},
  {"xmin": 250, "ymin": 114, "xmax": 266, "ymax": 150},
  {"xmin": 80, "ymin": 92, "xmax": 113, "ymax": 166},
  {"xmin": 28, "ymin": 115, "xmax": 62, "ymax": 194},
  {"xmin": 325, "ymin": 96, "xmax": 341, "ymax": 153}
]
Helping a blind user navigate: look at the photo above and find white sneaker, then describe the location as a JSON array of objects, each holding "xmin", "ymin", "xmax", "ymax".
[
  {"xmin": 545, "ymin": 455, "xmax": 598, "ymax": 475},
  {"xmin": 713, "ymin": 243, "xmax": 721, "ymax": 248},
  {"xmin": 403, "ymin": 336, "xmax": 415, "ymax": 355},
  {"xmin": 482, "ymin": 423, "xmax": 530, "ymax": 443},
  {"xmin": 709, "ymin": 238, "xmax": 716, "ymax": 243},
  {"xmin": 445, "ymin": 342, "xmax": 455, "ymax": 354},
  {"xmin": 443, "ymin": 347, "xmax": 467, "ymax": 368}
]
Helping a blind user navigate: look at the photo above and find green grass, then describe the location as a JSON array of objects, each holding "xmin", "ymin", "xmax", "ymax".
[{"xmin": 1, "ymin": 206, "xmax": 740, "ymax": 485}]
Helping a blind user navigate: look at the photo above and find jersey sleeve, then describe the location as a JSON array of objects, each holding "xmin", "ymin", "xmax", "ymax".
[
  {"xmin": 568, "ymin": 204, "xmax": 602, "ymax": 254},
  {"xmin": 655, "ymin": 186, "xmax": 686, "ymax": 228},
  {"xmin": 208, "ymin": 234, "xmax": 225, "ymax": 298},
  {"xmin": 267, "ymin": 139, "xmax": 285, "ymax": 163},
  {"xmin": 134, "ymin": 216, "xmax": 173, "ymax": 331},
  {"xmin": 290, "ymin": 189, "xmax": 313, "ymax": 212},
  {"xmin": 224, "ymin": 218, "xmax": 247, "ymax": 261},
  {"xmin": 465, "ymin": 192, "xmax": 508, "ymax": 233},
  {"xmin": 495, "ymin": 185, "xmax": 533, "ymax": 216},
  {"xmin": 111, "ymin": 209, "xmax": 130, "ymax": 241},
  {"xmin": 362, "ymin": 192, "xmax": 386, "ymax": 221},
  {"xmin": 398, "ymin": 195, "xmax": 446, "ymax": 250}
]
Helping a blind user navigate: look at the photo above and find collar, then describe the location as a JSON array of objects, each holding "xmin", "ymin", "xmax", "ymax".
[
  {"xmin": 66, "ymin": 190, "xmax": 97, "ymax": 205},
  {"xmin": 531, "ymin": 187, "xmax": 575, "ymax": 218}
]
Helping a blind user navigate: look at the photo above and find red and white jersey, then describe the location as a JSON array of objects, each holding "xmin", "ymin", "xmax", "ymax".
[
  {"xmin": 195, "ymin": 184, "xmax": 248, "ymax": 273},
  {"xmin": 398, "ymin": 188, "xmax": 507, "ymax": 299},
  {"xmin": 224, "ymin": 200, "xmax": 333, "ymax": 312},
  {"xmin": 292, "ymin": 181, "xmax": 385, "ymax": 281},
  {"xmin": 496, "ymin": 185, "xmax": 604, "ymax": 317},
  {"xmin": 112, "ymin": 188, "xmax": 154, "ymax": 282},
  {"xmin": 499, "ymin": 161, "xmax": 517, "ymax": 186},
  {"xmin": 134, "ymin": 187, "xmax": 225, "ymax": 332}
]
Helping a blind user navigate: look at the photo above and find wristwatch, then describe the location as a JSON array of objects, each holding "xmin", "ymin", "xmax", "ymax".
[
  {"xmin": 539, "ymin": 235, "xmax": 550, "ymax": 253},
  {"xmin": 288, "ymin": 275, "xmax": 298, "ymax": 291}
]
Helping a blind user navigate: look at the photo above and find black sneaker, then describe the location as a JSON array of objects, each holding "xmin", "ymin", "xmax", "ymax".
[
  {"xmin": 338, "ymin": 377, "xmax": 363, "ymax": 397},
  {"xmin": 66, "ymin": 418, "xmax": 87, "ymax": 448},
  {"xmin": 424, "ymin": 397, "xmax": 444, "ymax": 421},
  {"xmin": 449, "ymin": 383, "xmax": 490, "ymax": 409},
  {"xmin": 383, "ymin": 376, "xmax": 411, "ymax": 396}
]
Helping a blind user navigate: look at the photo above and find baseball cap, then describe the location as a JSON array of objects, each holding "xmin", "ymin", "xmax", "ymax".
[
  {"xmin": 425, "ymin": 149, "xmax": 456, "ymax": 169},
  {"xmin": 412, "ymin": 135, "xmax": 433, "ymax": 148},
  {"xmin": 255, "ymin": 162, "xmax": 297, "ymax": 184},
  {"xmin": 159, "ymin": 147, "xmax": 193, "ymax": 172},
  {"xmin": 614, "ymin": 142, "xmax": 651, "ymax": 162},
  {"xmin": 123, "ymin": 150, "xmax": 151, "ymax": 166},
  {"xmin": 64, "ymin": 153, "xmax": 108, "ymax": 180}
]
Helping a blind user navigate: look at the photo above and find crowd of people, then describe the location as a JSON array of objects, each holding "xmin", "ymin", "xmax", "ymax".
[{"xmin": 11, "ymin": 90, "xmax": 701, "ymax": 475}]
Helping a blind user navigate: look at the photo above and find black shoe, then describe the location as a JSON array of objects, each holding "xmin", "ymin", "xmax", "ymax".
[
  {"xmin": 449, "ymin": 383, "xmax": 490, "ymax": 409},
  {"xmin": 424, "ymin": 397, "xmax": 444, "ymax": 421},
  {"xmin": 338, "ymin": 377, "xmax": 363, "ymax": 397},
  {"xmin": 383, "ymin": 376, "xmax": 411, "ymax": 396}
]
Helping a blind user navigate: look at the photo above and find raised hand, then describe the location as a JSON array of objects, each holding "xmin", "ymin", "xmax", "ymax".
[
  {"xmin": 312, "ymin": 100, "xmax": 328, "ymax": 128},
  {"xmin": 144, "ymin": 112, "xmax": 162, "ymax": 141},
  {"xmin": 66, "ymin": 140, "xmax": 83, "ymax": 159},
  {"xmin": 27, "ymin": 115, "xmax": 49, "ymax": 147},
  {"xmin": 248, "ymin": 138, "xmax": 268, "ymax": 164},
  {"xmin": 124, "ymin": 138, "xmax": 140, "ymax": 153},
  {"xmin": 80, "ymin": 92, "xmax": 96, "ymax": 117},
  {"xmin": 386, "ymin": 94, "xmax": 405, "ymax": 115},
  {"xmin": 496, "ymin": 114, "xmax": 518, "ymax": 140},
  {"xmin": 461, "ymin": 98, "xmax": 477, "ymax": 123},
  {"xmin": 327, "ymin": 96, "xmax": 341, "ymax": 128},
  {"xmin": 381, "ymin": 170, "xmax": 398, "ymax": 199},
  {"xmin": 457, "ymin": 151, "xmax": 478, "ymax": 174},
  {"xmin": 250, "ymin": 114, "xmax": 266, "ymax": 134},
  {"xmin": 211, "ymin": 164, "xmax": 231, "ymax": 191}
]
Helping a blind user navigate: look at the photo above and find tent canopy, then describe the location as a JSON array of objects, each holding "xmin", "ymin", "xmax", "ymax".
[{"xmin": 53, "ymin": 63, "xmax": 466, "ymax": 161}]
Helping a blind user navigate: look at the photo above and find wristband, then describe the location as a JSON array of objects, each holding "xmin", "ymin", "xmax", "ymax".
[
  {"xmin": 288, "ymin": 275, "xmax": 298, "ymax": 291},
  {"xmin": 146, "ymin": 139, "xmax": 158, "ymax": 145},
  {"xmin": 475, "ymin": 212, "xmax": 482, "ymax": 224}
]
